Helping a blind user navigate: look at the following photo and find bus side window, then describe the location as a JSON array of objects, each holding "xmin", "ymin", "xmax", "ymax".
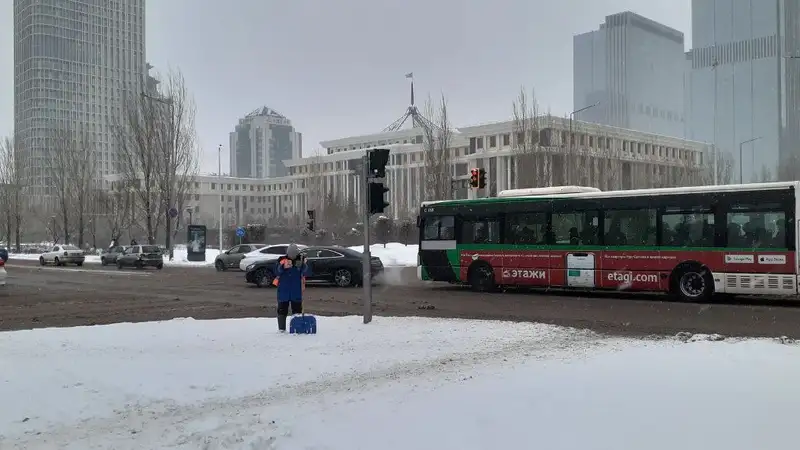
[
  {"xmin": 506, "ymin": 213, "xmax": 547, "ymax": 245},
  {"xmin": 462, "ymin": 219, "xmax": 500, "ymax": 244},
  {"xmin": 725, "ymin": 204, "xmax": 786, "ymax": 249},
  {"xmin": 603, "ymin": 209, "xmax": 656, "ymax": 246},
  {"xmin": 422, "ymin": 216, "xmax": 455, "ymax": 240},
  {"xmin": 660, "ymin": 208, "xmax": 714, "ymax": 248},
  {"xmin": 552, "ymin": 211, "xmax": 599, "ymax": 246}
]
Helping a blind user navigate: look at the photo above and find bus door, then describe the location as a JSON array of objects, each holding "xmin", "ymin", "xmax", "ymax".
[
  {"xmin": 418, "ymin": 215, "xmax": 459, "ymax": 282},
  {"xmin": 549, "ymin": 210, "xmax": 599, "ymax": 288}
]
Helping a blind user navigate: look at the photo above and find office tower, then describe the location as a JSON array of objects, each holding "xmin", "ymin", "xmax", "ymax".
[
  {"xmin": 229, "ymin": 107, "xmax": 302, "ymax": 179},
  {"xmin": 574, "ymin": 11, "xmax": 686, "ymax": 138},
  {"xmin": 685, "ymin": 0, "xmax": 800, "ymax": 182},
  {"xmin": 13, "ymin": 0, "xmax": 146, "ymax": 198}
]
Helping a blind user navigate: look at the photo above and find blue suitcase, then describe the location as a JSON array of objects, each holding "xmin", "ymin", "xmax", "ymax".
[{"xmin": 289, "ymin": 314, "xmax": 317, "ymax": 334}]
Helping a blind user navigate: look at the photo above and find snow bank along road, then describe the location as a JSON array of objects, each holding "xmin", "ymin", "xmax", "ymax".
[{"xmin": 4, "ymin": 259, "xmax": 800, "ymax": 338}]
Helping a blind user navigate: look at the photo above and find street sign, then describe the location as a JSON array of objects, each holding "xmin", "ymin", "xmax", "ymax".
[
  {"xmin": 236, "ymin": 227, "xmax": 245, "ymax": 237},
  {"xmin": 168, "ymin": 207, "xmax": 178, "ymax": 218}
]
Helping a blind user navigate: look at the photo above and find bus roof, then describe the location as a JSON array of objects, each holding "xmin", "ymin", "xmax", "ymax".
[{"xmin": 420, "ymin": 181, "xmax": 800, "ymax": 208}]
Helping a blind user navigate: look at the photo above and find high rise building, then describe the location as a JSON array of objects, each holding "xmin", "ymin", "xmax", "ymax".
[
  {"xmin": 229, "ymin": 107, "xmax": 302, "ymax": 179},
  {"xmin": 13, "ymin": 0, "xmax": 146, "ymax": 198},
  {"xmin": 685, "ymin": 0, "xmax": 800, "ymax": 182},
  {"xmin": 573, "ymin": 11, "xmax": 686, "ymax": 138}
]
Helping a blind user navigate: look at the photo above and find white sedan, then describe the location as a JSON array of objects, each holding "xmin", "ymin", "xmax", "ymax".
[
  {"xmin": 238, "ymin": 244, "xmax": 307, "ymax": 271},
  {"xmin": 0, "ymin": 260, "xmax": 6, "ymax": 286},
  {"xmin": 39, "ymin": 244, "xmax": 86, "ymax": 266}
]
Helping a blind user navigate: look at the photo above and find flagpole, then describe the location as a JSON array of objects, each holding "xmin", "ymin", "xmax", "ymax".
[{"xmin": 405, "ymin": 72, "xmax": 414, "ymax": 106}]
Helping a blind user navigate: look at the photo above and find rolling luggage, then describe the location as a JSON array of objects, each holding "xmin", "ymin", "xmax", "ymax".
[{"xmin": 289, "ymin": 313, "xmax": 317, "ymax": 334}]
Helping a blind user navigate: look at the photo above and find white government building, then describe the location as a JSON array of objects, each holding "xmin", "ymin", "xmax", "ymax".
[{"xmin": 182, "ymin": 115, "xmax": 710, "ymax": 229}]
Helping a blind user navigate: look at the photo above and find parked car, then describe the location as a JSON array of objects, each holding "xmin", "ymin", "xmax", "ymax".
[
  {"xmin": 116, "ymin": 245, "xmax": 164, "ymax": 270},
  {"xmin": 214, "ymin": 243, "xmax": 266, "ymax": 271},
  {"xmin": 244, "ymin": 245, "xmax": 383, "ymax": 288},
  {"xmin": 39, "ymin": 245, "xmax": 85, "ymax": 266},
  {"xmin": 0, "ymin": 247, "xmax": 8, "ymax": 263},
  {"xmin": 238, "ymin": 243, "xmax": 308, "ymax": 272},
  {"xmin": 100, "ymin": 246, "xmax": 127, "ymax": 266}
]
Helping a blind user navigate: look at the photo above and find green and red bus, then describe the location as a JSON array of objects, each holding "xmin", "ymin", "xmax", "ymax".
[{"xmin": 417, "ymin": 182, "xmax": 798, "ymax": 302}]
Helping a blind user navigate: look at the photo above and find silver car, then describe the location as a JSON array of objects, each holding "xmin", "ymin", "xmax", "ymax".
[
  {"xmin": 214, "ymin": 244, "xmax": 266, "ymax": 271},
  {"xmin": 39, "ymin": 245, "xmax": 86, "ymax": 266}
]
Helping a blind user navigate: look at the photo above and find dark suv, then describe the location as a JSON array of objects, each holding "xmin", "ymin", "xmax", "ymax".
[{"xmin": 116, "ymin": 245, "xmax": 164, "ymax": 270}]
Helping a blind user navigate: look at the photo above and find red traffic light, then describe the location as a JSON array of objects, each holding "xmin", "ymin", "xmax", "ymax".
[{"xmin": 470, "ymin": 168, "xmax": 479, "ymax": 187}]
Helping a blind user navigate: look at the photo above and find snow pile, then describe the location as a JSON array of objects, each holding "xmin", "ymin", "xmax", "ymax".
[
  {"xmin": 9, "ymin": 243, "xmax": 416, "ymax": 267},
  {"xmin": 348, "ymin": 242, "xmax": 417, "ymax": 267},
  {"xmin": 8, "ymin": 247, "xmax": 221, "ymax": 267},
  {"xmin": 2, "ymin": 316, "xmax": 799, "ymax": 449}
]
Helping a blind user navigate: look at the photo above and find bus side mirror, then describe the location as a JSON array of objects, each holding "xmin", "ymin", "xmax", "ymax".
[{"xmin": 416, "ymin": 215, "xmax": 421, "ymax": 228}]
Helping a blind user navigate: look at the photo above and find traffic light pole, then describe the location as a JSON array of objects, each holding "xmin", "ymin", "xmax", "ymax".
[{"xmin": 361, "ymin": 154, "xmax": 373, "ymax": 324}]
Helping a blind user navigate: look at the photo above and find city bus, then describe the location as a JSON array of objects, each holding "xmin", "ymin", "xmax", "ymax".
[{"xmin": 417, "ymin": 182, "xmax": 799, "ymax": 302}]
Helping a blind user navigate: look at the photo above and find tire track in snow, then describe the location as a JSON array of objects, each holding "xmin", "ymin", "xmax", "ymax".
[{"xmin": 10, "ymin": 330, "xmax": 633, "ymax": 449}]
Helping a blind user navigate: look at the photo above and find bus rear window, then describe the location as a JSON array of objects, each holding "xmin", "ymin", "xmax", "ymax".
[{"xmin": 422, "ymin": 216, "xmax": 455, "ymax": 240}]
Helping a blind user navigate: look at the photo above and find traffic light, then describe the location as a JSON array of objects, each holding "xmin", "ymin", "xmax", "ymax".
[
  {"xmin": 369, "ymin": 181, "xmax": 390, "ymax": 214},
  {"xmin": 368, "ymin": 148, "xmax": 391, "ymax": 178},
  {"xmin": 470, "ymin": 168, "xmax": 479, "ymax": 188},
  {"xmin": 306, "ymin": 210, "xmax": 315, "ymax": 231},
  {"xmin": 478, "ymin": 168, "xmax": 486, "ymax": 189}
]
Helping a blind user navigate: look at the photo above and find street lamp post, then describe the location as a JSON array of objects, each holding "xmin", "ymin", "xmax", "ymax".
[
  {"xmin": 186, "ymin": 207, "xmax": 194, "ymax": 226},
  {"xmin": 739, "ymin": 136, "xmax": 762, "ymax": 183},
  {"xmin": 218, "ymin": 144, "xmax": 223, "ymax": 250},
  {"xmin": 569, "ymin": 102, "xmax": 601, "ymax": 184}
]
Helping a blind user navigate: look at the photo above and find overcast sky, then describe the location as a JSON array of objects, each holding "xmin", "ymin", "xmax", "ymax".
[{"xmin": 0, "ymin": 0, "xmax": 691, "ymax": 173}]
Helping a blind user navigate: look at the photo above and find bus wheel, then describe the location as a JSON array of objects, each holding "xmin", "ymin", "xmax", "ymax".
[
  {"xmin": 468, "ymin": 262, "xmax": 496, "ymax": 292},
  {"xmin": 671, "ymin": 265, "xmax": 713, "ymax": 302}
]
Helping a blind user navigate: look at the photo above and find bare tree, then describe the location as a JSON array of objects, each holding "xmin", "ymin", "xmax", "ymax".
[
  {"xmin": 755, "ymin": 164, "xmax": 774, "ymax": 183},
  {"xmin": 422, "ymin": 93, "xmax": 453, "ymax": 201},
  {"xmin": 778, "ymin": 153, "xmax": 800, "ymax": 182},
  {"xmin": 0, "ymin": 135, "xmax": 26, "ymax": 251},
  {"xmin": 47, "ymin": 126, "xmax": 97, "ymax": 246},
  {"xmin": 701, "ymin": 150, "xmax": 734, "ymax": 185},
  {"xmin": 114, "ymin": 68, "xmax": 198, "ymax": 247},
  {"xmin": 152, "ymin": 70, "xmax": 199, "ymax": 254},
  {"xmin": 511, "ymin": 86, "xmax": 543, "ymax": 189}
]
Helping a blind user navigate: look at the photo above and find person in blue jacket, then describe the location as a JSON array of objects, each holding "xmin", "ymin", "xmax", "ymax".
[{"xmin": 275, "ymin": 244, "xmax": 309, "ymax": 332}]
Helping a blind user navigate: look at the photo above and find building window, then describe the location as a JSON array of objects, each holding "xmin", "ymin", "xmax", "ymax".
[{"xmin": 489, "ymin": 136, "xmax": 496, "ymax": 148}]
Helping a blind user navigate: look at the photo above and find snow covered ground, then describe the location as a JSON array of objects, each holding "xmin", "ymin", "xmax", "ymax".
[
  {"xmin": 1, "ymin": 316, "xmax": 798, "ymax": 450},
  {"xmin": 8, "ymin": 242, "xmax": 418, "ymax": 268}
]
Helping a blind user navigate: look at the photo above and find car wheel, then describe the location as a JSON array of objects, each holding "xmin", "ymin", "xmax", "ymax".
[
  {"xmin": 100, "ymin": 257, "xmax": 106, "ymax": 266},
  {"xmin": 334, "ymin": 268, "xmax": 354, "ymax": 287},
  {"xmin": 117, "ymin": 260, "xmax": 123, "ymax": 270},
  {"xmin": 156, "ymin": 263, "xmax": 164, "ymax": 270},
  {"xmin": 215, "ymin": 260, "xmax": 226, "ymax": 271},
  {"xmin": 39, "ymin": 256, "xmax": 45, "ymax": 266},
  {"xmin": 135, "ymin": 261, "xmax": 143, "ymax": 269},
  {"xmin": 254, "ymin": 268, "xmax": 274, "ymax": 288},
  {"xmin": 54, "ymin": 257, "xmax": 61, "ymax": 266},
  {"xmin": 76, "ymin": 262, "xmax": 83, "ymax": 267}
]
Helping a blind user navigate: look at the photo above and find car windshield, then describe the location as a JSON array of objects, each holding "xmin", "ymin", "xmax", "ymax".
[
  {"xmin": 63, "ymin": 245, "xmax": 79, "ymax": 250},
  {"xmin": 142, "ymin": 246, "xmax": 160, "ymax": 253}
]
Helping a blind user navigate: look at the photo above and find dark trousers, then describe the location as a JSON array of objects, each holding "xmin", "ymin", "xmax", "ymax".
[{"xmin": 277, "ymin": 301, "xmax": 303, "ymax": 330}]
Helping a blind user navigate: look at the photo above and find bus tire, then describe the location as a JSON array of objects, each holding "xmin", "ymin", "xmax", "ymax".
[
  {"xmin": 468, "ymin": 262, "xmax": 496, "ymax": 292},
  {"xmin": 670, "ymin": 263, "xmax": 714, "ymax": 303}
]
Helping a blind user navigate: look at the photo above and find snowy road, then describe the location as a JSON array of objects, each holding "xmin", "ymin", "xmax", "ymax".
[{"xmin": 4, "ymin": 260, "xmax": 800, "ymax": 338}]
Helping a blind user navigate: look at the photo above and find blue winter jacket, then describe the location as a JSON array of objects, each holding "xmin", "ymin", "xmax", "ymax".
[{"xmin": 275, "ymin": 256, "xmax": 309, "ymax": 303}]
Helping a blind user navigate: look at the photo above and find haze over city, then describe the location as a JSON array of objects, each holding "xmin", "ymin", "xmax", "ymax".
[{"xmin": 0, "ymin": 0, "xmax": 691, "ymax": 173}]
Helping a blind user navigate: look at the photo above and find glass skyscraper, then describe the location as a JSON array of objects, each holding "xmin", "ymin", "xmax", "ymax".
[
  {"xmin": 573, "ymin": 11, "xmax": 687, "ymax": 138},
  {"xmin": 685, "ymin": 0, "xmax": 800, "ymax": 182},
  {"xmin": 13, "ymin": 0, "xmax": 146, "ymax": 198}
]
